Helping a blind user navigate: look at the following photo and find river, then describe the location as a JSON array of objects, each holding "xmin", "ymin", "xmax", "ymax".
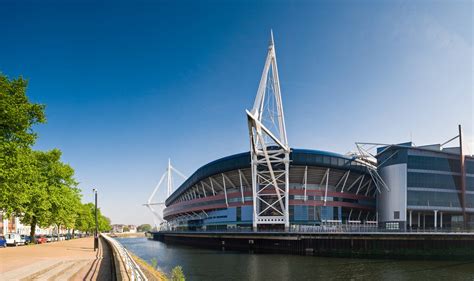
[{"xmin": 117, "ymin": 237, "xmax": 474, "ymax": 281}]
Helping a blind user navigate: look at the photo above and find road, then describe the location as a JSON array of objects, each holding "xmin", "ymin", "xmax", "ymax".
[{"xmin": 0, "ymin": 237, "xmax": 114, "ymax": 281}]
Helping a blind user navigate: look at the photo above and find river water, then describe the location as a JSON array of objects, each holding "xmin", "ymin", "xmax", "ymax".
[{"xmin": 117, "ymin": 237, "xmax": 474, "ymax": 281}]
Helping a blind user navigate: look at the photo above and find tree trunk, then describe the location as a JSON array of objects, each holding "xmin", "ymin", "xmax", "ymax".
[
  {"xmin": 30, "ymin": 216, "xmax": 37, "ymax": 244},
  {"xmin": 57, "ymin": 224, "xmax": 60, "ymax": 241},
  {"xmin": 72, "ymin": 228, "xmax": 75, "ymax": 239}
]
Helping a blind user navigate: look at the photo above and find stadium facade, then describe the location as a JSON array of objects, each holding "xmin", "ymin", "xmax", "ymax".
[
  {"xmin": 163, "ymin": 149, "xmax": 377, "ymax": 231},
  {"xmin": 153, "ymin": 33, "xmax": 473, "ymax": 232}
]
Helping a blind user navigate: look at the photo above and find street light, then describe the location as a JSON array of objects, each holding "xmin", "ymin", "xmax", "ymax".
[{"xmin": 93, "ymin": 188, "xmax": 98, "ymax": 251}]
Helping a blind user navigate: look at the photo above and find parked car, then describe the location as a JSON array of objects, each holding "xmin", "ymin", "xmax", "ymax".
[
  {"xmin": 35, "ymin": 235, "xmax": 47, "ymax": 244},
  {"xmin": 0, "ymin": 235, "xmax": 6, "ymax": 247},
  {"xmin": 5, "ymin": 233, "xmax": 22, "ymax": 246},
  {"xmin": 17, "ymin": 235, "xmax": 27, "ymax": 245},
  {"xmin": 46, "ymin": 235, "xmax": 53, "ymax": 243},
  {"xmin": 21, "ymin": 235, "xmax": 31, "ymax": 245}
]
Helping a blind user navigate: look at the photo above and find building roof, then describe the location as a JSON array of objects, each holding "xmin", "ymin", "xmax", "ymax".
[
  {"xmin": 377, "ymin": 142, "xmax": 474, "ymax": 159},
  {"xmin": 165, "ymin": 148, "xmax": 369, "ymax": 206}
]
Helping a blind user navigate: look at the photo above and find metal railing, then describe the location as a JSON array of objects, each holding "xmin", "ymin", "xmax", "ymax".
[
  {"xmin": 157, "ymin": 224, "xmax": 474, "ymax": 235},
  {"xmin": 102, "ymin": 234, "xmax": 148, "ymax": 281}
]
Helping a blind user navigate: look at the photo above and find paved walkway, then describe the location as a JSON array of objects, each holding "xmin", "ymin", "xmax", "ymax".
[{"xmin": 0, "ymin": 237, "xmax": 113, "ymax": 281}]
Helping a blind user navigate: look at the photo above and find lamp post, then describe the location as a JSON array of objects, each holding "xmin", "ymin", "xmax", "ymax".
[{"xmin": 93, "ymin": 188, "xmax": 98, "ymax": 251}]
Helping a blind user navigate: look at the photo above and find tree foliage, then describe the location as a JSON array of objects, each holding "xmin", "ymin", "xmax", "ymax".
[
  {"xmin": 137, "ymin": 224, "xmax": 152, "ymax": 232},
  {"xmin": 0, "ymin": 73, "xmax": 111, "ymax": 241},
  {"xmin": 0, "ymin": 74, "xmax": 45, "ymax": 216},
  {"xmin": 19, "ymin": 149, "xmax": 81, "ymax": 240},
  {"xmin": 74, "ymin": 202, "xmax": 112, "ymax": 233},
  {"xmin": 0, "ymin": 74, "xmax": 45, "ymax": 146}
]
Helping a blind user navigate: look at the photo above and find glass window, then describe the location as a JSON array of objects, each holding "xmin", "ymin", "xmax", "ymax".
[
  {"xmin": 236, "ymin": 207, "xmax": 241, "ymax": 222},
  {"xmin": 408, "ymin": 155, "xmax": 460, "ymax": 172},
  {"xmin": 467, "ymin": 177, "xmax": 474, "ymax": 191},
  {"xmin": 466, "ymin": 160, "xmax": 474, "ymax": 174},
  {"xmin": 394, "ymin": 211, "xmax": 400, "ymax": 219},
  {"xmin": 407, "ymin": 190, "xmax": 461, "ymax": 207},
  {"xmin": 407, "ymin": 172, "xmax": 460, "ymax": 190}
]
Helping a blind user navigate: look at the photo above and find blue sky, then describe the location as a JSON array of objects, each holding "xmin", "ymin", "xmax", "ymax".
[{"xmin": 1, "ymin": 1, "xmax": 472, "ymax": 225}]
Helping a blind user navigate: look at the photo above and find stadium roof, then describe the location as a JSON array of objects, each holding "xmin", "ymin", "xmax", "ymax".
[{"xmin": 165, "ymin": 148, "xmax": 369, "ymax": 205}]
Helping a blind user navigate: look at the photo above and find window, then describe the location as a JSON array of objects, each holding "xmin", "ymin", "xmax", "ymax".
[
  {"xmin": 236, "ymin": 207, "xmax": 241, "ymax": 222},
  {"xmin": 407, "ymin": 172, "xmax": 460, "ymax": 190},
  {"xmin": 308, "ymin": 206, "xmax": 315, "ymax": 221},
  {"xmin": 394, "ymin": 211, "xmax": 400, "ymax": 220},
  {"xmin": 386, "ymin": 222, "xmax": 400, "ymax": 230},
  {"xmin": 407, "ymin": 191, "xmax": 461, "ymax": 207},
  {"xmin": 408, "ymin": 155, "xmax": 460, "ymax": 172}
]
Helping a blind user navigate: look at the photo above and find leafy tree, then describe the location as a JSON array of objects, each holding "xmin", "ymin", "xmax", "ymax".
[
  {"xmin": 137, "ymin": 224, "xmax": 152, "ymax": 232},
  {"xmin": 0, "ymin": 74, "xmax": 45, "ymax": 216},
  {"xmin": 74, "ymin": 203, "xmax": 95, "ymax": 234},
  {"xmin": 21, "ymin": 149, "xmax": 79, "ymax": 242},
  {"xmin": 74, "ymin": 203, "xmax": 111, "ymax": 234},
  {"xmin": 0, "ymin": 74, "xmax": 45, "ymax": 145},
  {"xmin": 49, "ymin": 180, "xmax": 81, "ymax": 240},
  {"xmin": 123, "ymin": 225, "xmax": 130, "ymax": 232},
  {"xmin": 98, "ymin": 214, "xmax": 111, "ymax": 232}
]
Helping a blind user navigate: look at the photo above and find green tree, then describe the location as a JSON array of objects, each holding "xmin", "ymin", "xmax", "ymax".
[
  {"xmin": 0, "ymin": 74, "xmax": 45, "ymax": 216},
  {"xmin": 74, "ymin": 203, "xmax": 95, "ymax": 235},
  {"xmin": 21, "ymin": 149, "xmax": 79, "ymax": 242},
  {"xmin": 123, "ymin": 225, "xmax": 130, "ymax": 232},
  {"xmin": 137, "ymin": 224, "xmax": 152, "ymax": 232},
  {"xmin": 98, "ymin": 214, "xmax": 111, "ymax": 232},
  {"xmin": 74, "ymin": 203, "xmax": 111, "ymax": 234},
  {"xmin": 49, "ymin": 181, "xmax": 81, "ymax": 240}
]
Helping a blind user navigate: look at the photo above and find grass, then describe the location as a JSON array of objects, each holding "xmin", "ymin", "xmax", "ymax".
[{"xmin": 129, "ymin": 252, "xmax": 168, "ymax": 281}]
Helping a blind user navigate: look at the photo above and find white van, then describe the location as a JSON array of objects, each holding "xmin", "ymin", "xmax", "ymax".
[{"xmin": 5, "ymin": 233, "xmax": 23, "ymax": 246}]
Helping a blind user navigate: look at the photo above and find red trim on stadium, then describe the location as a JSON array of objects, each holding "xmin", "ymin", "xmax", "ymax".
[{"xmin": 164, "ymin": 190, "xmax": 374, "ymax": 219}]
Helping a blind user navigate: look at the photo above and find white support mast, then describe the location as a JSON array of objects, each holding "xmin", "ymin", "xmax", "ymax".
[
  {"xmin": 247, "ymin": 31, "xmax": 290, "ymax": 230},
  {"xmin": 144, "ymin": 159, "xmax": 186, "ymax": 229}
]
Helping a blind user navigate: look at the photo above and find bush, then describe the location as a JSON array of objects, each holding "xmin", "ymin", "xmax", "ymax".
[
  {"xmin": 150, "ymin": 258, "xmax": 158, "ymax": 269},
  {"xmin": 171, "ymin": 266, "xmax": 185, "ymax": 281}
]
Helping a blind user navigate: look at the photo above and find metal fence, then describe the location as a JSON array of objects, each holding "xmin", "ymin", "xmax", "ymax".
[
  {"xmin": 102, "ymin": 234, "xmax": 148, "ymax": 281},
  {"xmin": 158, "ymin": 224, "xmax": 474, "ymax": 235}
]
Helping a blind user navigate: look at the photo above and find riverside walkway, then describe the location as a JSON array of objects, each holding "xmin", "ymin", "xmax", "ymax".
[{"xmin": 0, "ymin": 237, "xmax": 114, "ymax": 281}]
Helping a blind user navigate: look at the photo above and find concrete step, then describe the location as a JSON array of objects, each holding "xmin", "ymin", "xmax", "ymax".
[
  {"xmin": 0, "ymin": 260, "xmax": 60, "ymax": 281},
  {"xmin": 31, "ymin": 260, "xmax": 76, "ymax": 280},
  {"xmin": 52, "ymin": 259, "xmax": 91, "ymax": 281}
]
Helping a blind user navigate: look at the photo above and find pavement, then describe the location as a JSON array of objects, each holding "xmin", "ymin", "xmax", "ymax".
[{"xmin": 0, "ymin": 237, "xmax": 113, "ymax": 281}]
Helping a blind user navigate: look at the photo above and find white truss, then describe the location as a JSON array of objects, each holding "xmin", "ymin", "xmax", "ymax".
[
  {"xmin": 247, "ymin": 31, "xmax": 290, "ymax": 229},
  {"xmin": 349, "ymin": 142, "xmax": 392, "ymax": 194},
  {"xmin": 144, "ymin": 159, "xmax": 186, "ymax": 229}
]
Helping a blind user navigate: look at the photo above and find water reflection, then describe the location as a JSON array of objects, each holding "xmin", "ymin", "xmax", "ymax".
[{"xmin": 117, "ymin": 238, "xmax": 474, "ymax": 281}]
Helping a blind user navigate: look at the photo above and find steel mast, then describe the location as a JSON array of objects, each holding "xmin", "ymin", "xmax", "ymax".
[
  {"xmin": 144, "ymin": 159, "xmax": 186, "ymax": 229},
  {"xmin": 247, "ymin": 31, "xmax": 290, "ymax": 230}
]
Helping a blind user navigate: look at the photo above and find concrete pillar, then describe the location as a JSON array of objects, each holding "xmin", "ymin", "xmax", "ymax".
[
  {"xmin": 409, "ymin": 210, "xmax": 412, "ymax": 229},
  {"xmin": 423, "ymin": 213, "xmax": 426, "ymax": 229},
  {"xmin": 434, "ymin": 210, "xmax": 438, "ymax": 229},
  {"xmin": 440, "ymin": 212, "xmax": 443, "ymax": 229},
  {"xmin": 418, "ymin": 212, "xmax": 421, "ymax": 228}
]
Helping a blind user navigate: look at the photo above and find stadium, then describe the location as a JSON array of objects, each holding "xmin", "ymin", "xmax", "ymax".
[
  {"xmin": 147, "ymin": 32, "xmax": 473, "ymax": 232},
  {"xmin": 163, "ymin": 149, "xmax": 377, "ymax": 230}
]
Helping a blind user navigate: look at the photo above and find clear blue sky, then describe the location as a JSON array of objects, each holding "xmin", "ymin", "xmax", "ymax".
[{"xmin": 1, "ymin": 1, "xmax": 472, "ymax": 225}]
